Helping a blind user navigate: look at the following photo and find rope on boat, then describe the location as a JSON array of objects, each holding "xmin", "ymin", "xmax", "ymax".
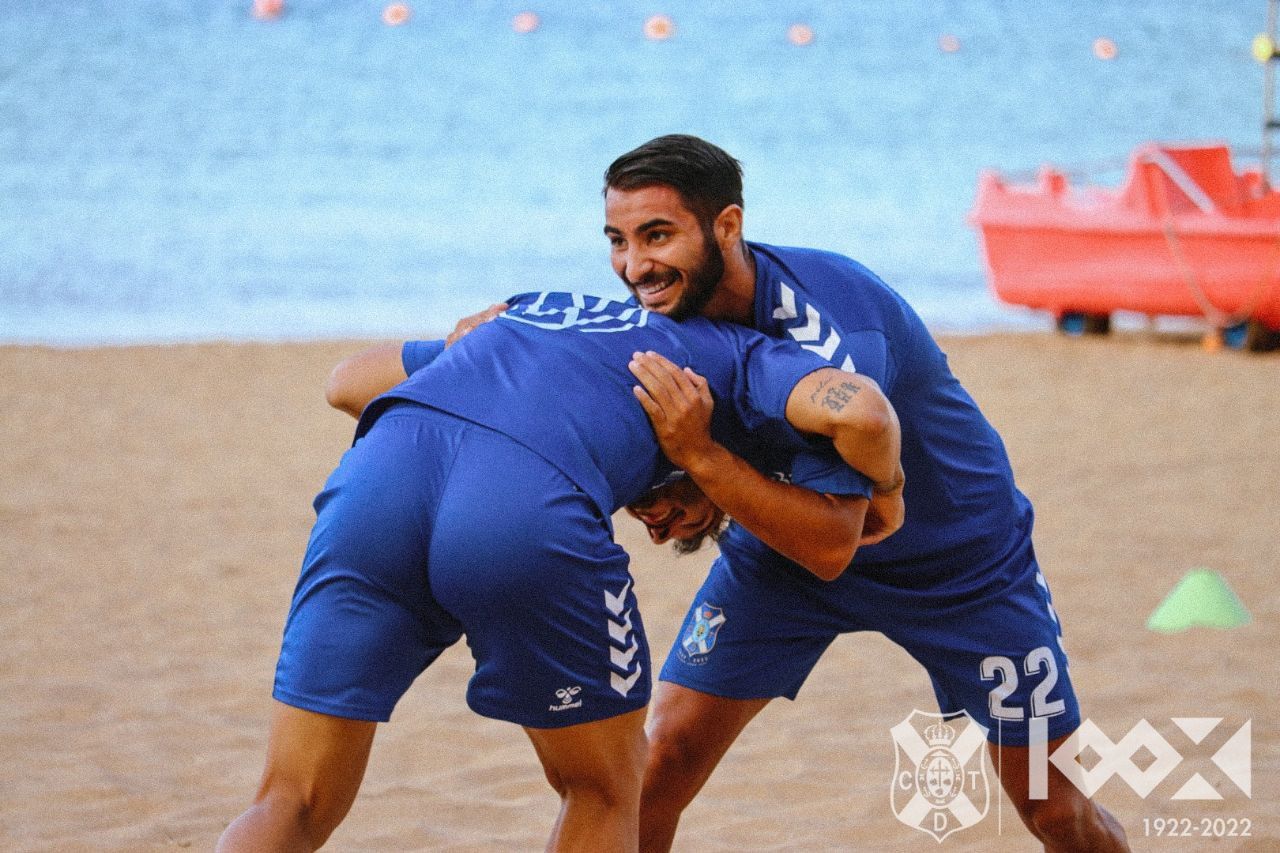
[{"xmin": 1148, "ymin": 154, "xmax": 1280, "ymax": 329}]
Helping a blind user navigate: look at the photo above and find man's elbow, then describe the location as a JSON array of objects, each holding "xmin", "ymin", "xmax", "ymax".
[
  {"xmin": 807, "ymin": 547, "xmax": 855, "ymax": 582},
  {"xmin": 806, "ymin": 522, "xmax": 860, "ymax": 581},
  {"xmin": 843, "ymin": 403, "xmax": 894, "ymax": 443},
  {"xmin": 324, "ymin": 361, "xmax": 364, "ymax": 418}
]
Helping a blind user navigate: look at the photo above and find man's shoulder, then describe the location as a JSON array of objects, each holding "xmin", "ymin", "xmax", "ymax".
[{"xmin": 751, "ymin": 242, "xmax": 888, "ymax": 290}]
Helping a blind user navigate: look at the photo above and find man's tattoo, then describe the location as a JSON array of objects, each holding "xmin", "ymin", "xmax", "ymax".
[
  {"xmin": 808, "ymin": 375, "xmax": 833, "ymax": 405},
  {"xmin": 820, "ymin": 381, "xmax": 860, "ymax": 412}
]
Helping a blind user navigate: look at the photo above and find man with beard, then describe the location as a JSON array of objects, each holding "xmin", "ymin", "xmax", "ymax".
[
  {"xmin": 601, "ymin": 135, "xmax": 1130, "ymax": 851},
  {"xmin": 220, "ymin": 290, "xmax": 903, "ymax": 852}
]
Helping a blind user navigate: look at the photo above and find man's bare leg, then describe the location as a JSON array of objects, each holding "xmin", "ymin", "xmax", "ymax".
[
  {"xmin": 218, "ymin": 701, "xmax": 377, "ymax": 852},
  {"xmin": 990, "ymin": 735, "xmax": 1130, "ymax": 852},
  {"xmin": 639, "ymin": 683, "xmax": 770, "ymax": 853},
  {"xmin": 525, "ymin": 706, "xmax": 649, "ymax": 853}
]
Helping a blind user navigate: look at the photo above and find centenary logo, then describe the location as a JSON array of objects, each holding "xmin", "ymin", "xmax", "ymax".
[
  {"xmin": 890, "ymin": 710, "xmax": 990, "ymax": 842},
  {"xmin": 1026, "ymin": 716, "xmax": 1251, "ymax": 800}
]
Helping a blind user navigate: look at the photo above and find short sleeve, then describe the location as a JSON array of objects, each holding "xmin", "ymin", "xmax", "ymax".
[
  {"xmin": 736, "ymin": 332, "xmax": 830, "ymax": 432},
  {"xmin": 402, "ymin": 340, "xmax": 446, "ymax": 375},
  {"xmin": 790, "ymin": 449, "xmax": 873, "ymax": 498}
]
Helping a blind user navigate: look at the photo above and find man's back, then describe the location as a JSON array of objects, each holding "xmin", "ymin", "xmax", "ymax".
[{"xmin": 358, "ymin": 291, "xmax": 835, "ymax": 518}]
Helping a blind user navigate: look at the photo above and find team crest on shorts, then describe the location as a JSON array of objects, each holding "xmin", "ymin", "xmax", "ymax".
[
  {"xmin": 889, "ymin": 710, "xmax": 990, "ymax": 842},
  {"xmin": 676, "ymin": 602, "xmax": 725, "ymax": 666}
]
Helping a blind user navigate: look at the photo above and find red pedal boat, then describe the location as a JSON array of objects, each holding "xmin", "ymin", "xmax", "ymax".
[{"xmin": 970, "ymin": 142, "xmax": 1280, "ymax": 351}]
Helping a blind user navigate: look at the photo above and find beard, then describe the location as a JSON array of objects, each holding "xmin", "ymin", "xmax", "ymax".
[
  {"xmin": 670, "ymin": 231, "xmax": 725, "ymax": 320},
  {"xmin": 672, "ymin": 510, "xmax": 728, "ymax": 555},
  {"xmin": 628, "ymin": 228, "xmax": 725, "ymax": 321}
]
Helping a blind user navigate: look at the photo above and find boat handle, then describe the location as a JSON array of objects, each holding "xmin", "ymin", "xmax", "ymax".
[{"xmin": 1138, "ymin": 149, "xmax": 1218, "ymax": 214}]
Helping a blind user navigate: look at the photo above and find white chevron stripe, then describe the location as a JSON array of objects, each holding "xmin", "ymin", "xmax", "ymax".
[
  {"xmin": 610, "ymin": 636, "xmax": 639, "ymax": 670},
  {"xmin": 803, "ymin": 328, "xmax": 841, "ymax": 360},
  {"xmin": 607, "ymin": 609, "xmax": 632, "ymax": 644},
  {"xmin": 1035, "ymin": 571, "xmax": 1061, "ymax": 626},
  {"xmin": 772, "ymin": 285, "xmax": 858, "ymax": 370},
  {"xmin": 604, "ymin": 579, "xmax": 632, "ymax": 616},
  {"xmin": 773, "ymin": 283, "xmax": 798, "ymax": 320},
  {"xmin": 610, "ymin": 664, "xmax": 642, "ymax": 697},
  {"xmin": 787, "ymin": 303, "xmax": 822, "ymax": 343}
]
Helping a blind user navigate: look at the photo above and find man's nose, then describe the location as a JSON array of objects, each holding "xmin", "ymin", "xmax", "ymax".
[{"xmin": 624, "ymin": 246, "xmax": 654, "ymax": 283}]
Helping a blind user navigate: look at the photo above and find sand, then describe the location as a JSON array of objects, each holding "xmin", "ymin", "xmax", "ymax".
[{"xmin": 1, "ymin": 331, "xmax": 1276, "ymax": 851}]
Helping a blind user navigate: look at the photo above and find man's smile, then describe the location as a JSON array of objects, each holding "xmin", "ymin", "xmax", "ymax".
[{"xmin": 632, "ymin": 271, "xmax": 680, "ymax": 300}]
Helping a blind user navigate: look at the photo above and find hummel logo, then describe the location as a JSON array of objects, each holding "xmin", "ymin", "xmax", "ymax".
[{"xmin": 549, "ymin": 685, "xmax": 583, "ymax": 712}]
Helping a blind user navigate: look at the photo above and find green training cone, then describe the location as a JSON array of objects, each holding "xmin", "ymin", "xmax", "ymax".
[{"xmin": 1147, "ymin": 569, "xmax": 1252, "ymax": 632}]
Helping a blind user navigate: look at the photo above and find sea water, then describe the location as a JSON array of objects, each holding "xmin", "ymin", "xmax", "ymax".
[{"xmin": 0, "ymin": 1, "xmax": 1267, "ymax": 343}]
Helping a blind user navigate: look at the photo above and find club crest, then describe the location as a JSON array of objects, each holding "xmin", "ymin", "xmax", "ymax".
[
  {"xmin": 676, "ymin": 602, "xmax": 725, "ymax": 665},
  {"xmin": 889, "ymin": 710, "xmax": 990, "ymax": 842}
]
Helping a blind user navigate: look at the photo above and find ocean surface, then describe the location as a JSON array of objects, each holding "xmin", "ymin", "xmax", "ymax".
[{"xmin": 0, "ymin": 1, "xmax": 1270, "ymax": 343}]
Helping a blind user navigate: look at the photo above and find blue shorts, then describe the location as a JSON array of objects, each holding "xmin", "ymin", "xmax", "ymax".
[
  {"xmin": 660, "ymin": 526, "xmax": 1079, "ymax": 746},
  {"xmin": 273, "ymin": 403, "xmax": 650, "ymax": 729}
]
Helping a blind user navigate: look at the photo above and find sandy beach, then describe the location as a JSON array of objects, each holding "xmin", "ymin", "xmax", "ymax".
[{"xmin": 1, "ymin": 331, "xmax": 1276, "ymax": 852}]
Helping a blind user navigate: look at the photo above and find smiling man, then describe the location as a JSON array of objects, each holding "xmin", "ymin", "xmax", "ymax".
[
  {"xmin": 220, "ymin": 290, "xmax": 902, "ymax": 852},
  {"xmin": 602, "ymin": 135, "xmax": 1129, "ymax": 852}
]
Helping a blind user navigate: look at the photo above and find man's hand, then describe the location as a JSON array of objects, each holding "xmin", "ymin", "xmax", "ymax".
[
  {"xmin": 445, "ymin": 302, "xmax": 508, "ymax": 347},
  {"xmin": 628, "ymin": 351, "xmax": 718, "ymax": 470},
  {"xmin": 860, "ymin": 475, "xmax": 905, "ymax": 546}
]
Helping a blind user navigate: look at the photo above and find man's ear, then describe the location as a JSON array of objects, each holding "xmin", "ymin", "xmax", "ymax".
[{"xmin": 714, "ymin": 204, "xmax": 744, "ymax": 248}]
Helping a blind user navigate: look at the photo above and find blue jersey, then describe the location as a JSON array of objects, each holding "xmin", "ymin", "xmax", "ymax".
[
  {"xmin": 730, "ymin": 243, "xmax": 1034, "ymax": 573},
  {"xmin": 358, "ymin": 291, "xmax": 869, "ymax": 519},
  {"xmin": 658, "ymin": 247, "xmax": 1077, "ymax": 740}
]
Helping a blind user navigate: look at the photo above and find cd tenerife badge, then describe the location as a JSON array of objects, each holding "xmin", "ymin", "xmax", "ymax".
[{"xmin": 676, "ymin": 602, "xmax": 725, "ymax": 666}]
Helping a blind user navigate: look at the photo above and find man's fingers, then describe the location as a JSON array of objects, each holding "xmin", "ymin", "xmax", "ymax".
[
  {"xmin": 632, "ymin": 384, "xmax": 664, "ymax": 422},
  {"xmin": 684, "ymin": 366, "xmax": 713, "ymax": 406},
  {"xmin": 446, "ymin": 303, "xmax": 508, "ymax": 347},
  {"xmin": 630, "ymin": 352, "xmax": 699, "ymax": 407},
  {"xmin": 629, "ymin": 353, "xmax": 685, "ymax": 407}
]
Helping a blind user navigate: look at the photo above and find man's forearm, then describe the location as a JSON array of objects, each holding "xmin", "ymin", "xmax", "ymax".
[{"xmin": 681, "ymin": 442, "xmax": 866, "ymax": 581}]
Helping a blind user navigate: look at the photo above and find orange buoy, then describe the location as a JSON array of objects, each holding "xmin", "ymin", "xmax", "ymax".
[
  {"xmin": 938, "ymin": 33, "xmax": 961, "ymax": 53},
  {"xmin": 252, "ymin": 0, "xmax": 284, "ymax": 20},
  {"xmin": 382, "ymin": 3, "xmax": 411, "ymax": 26},
  {"xmin": 512, "ymin": 11, "xmax": 540, "ymax": 34},
  {"xmin": 1093, "ymin": 37, "xmax": 1118, "ymax": 60},
  {"xmin": 787, "ymin": 23, "xmax": 814, "ymax": 47},
  {"xmin": 644, "ymin": 14, "xmax": 674, "ymax": 41}
]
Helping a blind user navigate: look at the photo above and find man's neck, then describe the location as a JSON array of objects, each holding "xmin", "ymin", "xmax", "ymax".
[{"xmin": 702, "ymin": 242, "xmax": 757, "ymax": 325}]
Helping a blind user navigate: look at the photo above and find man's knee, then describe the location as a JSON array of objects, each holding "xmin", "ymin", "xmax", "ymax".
[
  {"xmin": 218, "ymin": 785, "xmax": 333, "ymax": 853},
  {"xmin": 643, "ymin": 724, "xmax": 712, "ymax": 804},
  {"xmin": 256, "ymin": 779, "xmax": 342, "ymax": 848},
  {"xmin": 561, "ymin": 769, "xmax": 640, "ymax": 811},
  {"xmin": 1022, "ymin": 790, "xmax": 1096, "ymax": 845}
]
